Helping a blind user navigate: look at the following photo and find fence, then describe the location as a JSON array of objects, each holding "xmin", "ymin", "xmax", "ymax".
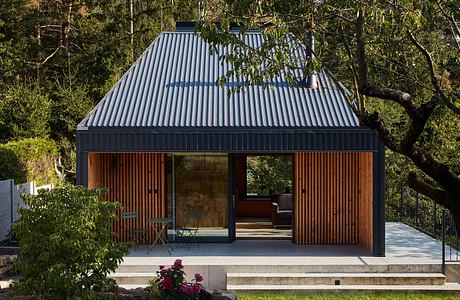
[
  {"xmin": 387, "ymin": 186, "xmax": 459, "ymax": 273},
  {"xmin": 0, "ymin": 179, "xmax": 54, "ymax": 241}
]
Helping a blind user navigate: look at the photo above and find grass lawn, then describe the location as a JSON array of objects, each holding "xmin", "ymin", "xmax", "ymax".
[{"xmin": 236, "ymin": 293, "xmax": 460, "ymax": 300}]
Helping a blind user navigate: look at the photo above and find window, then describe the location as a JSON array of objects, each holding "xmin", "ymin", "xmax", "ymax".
[{"xmin": 246, "ymin": 155, "xmax": 293, "ymax": 197}]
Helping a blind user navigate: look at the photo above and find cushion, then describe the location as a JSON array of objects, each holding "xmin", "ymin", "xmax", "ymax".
[{"xmin": 277, "ymin": 194, "xmax": 292, "ymax": 210}]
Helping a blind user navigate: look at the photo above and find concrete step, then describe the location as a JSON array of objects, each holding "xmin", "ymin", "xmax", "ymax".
[
  {"xmin": 109, "ymin": 272, "xmax": 156, "ymax": 285},
  {"xmin": 227, "ymin": 282, "xmax": 460, "ymax": 292},
  {"xmin": 116, "ymin": 263, "xmax": 442, "ymax": 274},
  {"xmin": 226, "ymin": 272, "xmax": 446, "ymax": 286},
  {"xmin": 118, "ymin": 284, "xmax": 149, "ymax": 290},
  {"xmin": 226, "ymin": 264, "xmax": 442, "ymax": 274}
]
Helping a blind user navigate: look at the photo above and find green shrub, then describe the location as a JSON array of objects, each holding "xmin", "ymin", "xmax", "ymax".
[
  {"xmin": 0, "ymin": 138, "xmax": 59, "ymax": 185},
  {"xmin": 0, "ymin": 84, "xmax": 51, "ymax": 142},
  {"xmin": 0, "ymin": 147, "xmax": 26, "ymax": 183},
  {"xmin": 12, "ymin": 185, "xmax": 130, "ymax": 299}
]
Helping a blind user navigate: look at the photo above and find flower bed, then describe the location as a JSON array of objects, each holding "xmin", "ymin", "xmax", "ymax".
[{"xmin": 147, "ymin": 259, "xmax": 211, "ymax": 300}]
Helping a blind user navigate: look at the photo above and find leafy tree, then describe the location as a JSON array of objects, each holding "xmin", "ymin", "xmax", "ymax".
[
  {"xmin": 0, "ymin": 84, "xmax": 51, "ymax": 142},
  {"xmin": 0, "ymin": 0, "xmax": 201, "ymax": 181},
  {"xmin": 0, "ymin": 138, "xmax": 59, "ymax": 185},
  {"xmin": 12, "ymin": 185, "xmax": 130, "ymax": 299},
  {"xmin": 197, "ymin": 1, "xmax": 460, "ymax": 228},
  {"xmin": 50, "ymin": 83, "xmax": 93, "ymax": 178},
  {"xmin": 246, "ymin": 156, "xmax": 292, "ymax": 196}
]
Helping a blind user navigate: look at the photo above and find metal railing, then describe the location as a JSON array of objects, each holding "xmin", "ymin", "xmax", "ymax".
[{"xmin": 387, "ymin": 186, "xmax": 459, "ymax": 273}]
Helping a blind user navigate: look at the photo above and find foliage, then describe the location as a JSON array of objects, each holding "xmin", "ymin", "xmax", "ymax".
[
  {"xmin": 0, "ymin": 84, "xmax": 51, "ymax": 143},
  {"xmin": 147, "ymin": 259, "xmax": 208, "ymax": 300},
  {"xmin": 197, "ymin": 0, "xmax": 460, "ymax": 223},
  {"xmin": 12, "ymin": 185, "xmax": 130, "ymax": 300},
  {"xmin": 49, "ymin": 84, "xmax": 94, "ymax": 175},
  {"xmin": 246, "ymin": 156, "xmax": 292, "ymax": 196},
  {"xmin": 0, "ymin": 138, "xmax": 59, "ymax": 185},
  {"xmin": 0, "ymin": 0, "xmax": 201, "ymax": 181}
]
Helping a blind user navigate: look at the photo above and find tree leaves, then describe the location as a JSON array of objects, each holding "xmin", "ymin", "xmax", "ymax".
[{"xmin": 12, "ymin": 185, "xmax": 130, "ymax": 299}]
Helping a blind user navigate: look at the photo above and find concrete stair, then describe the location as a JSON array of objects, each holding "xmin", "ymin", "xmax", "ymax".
[
  {"xmin": 226, "ymin": 272, "xmax": 446, "ymax": 286},
  {"xmin": 109, "ymin": 272, "xmax": 156, "ymax": 286},
  {"xmin": 226, "ymin": 283, "xmax": 460, "ymax": 292},
  {"xmin": 110, "ymin": 263, "xmax": 460, "ymax": 292},
  {"xmin": 225, "ymin": 265, "xmax": 460, "ymax": 292},
  {"xmin": 116, "ymin": 263, "xmax": 442, "ymax": 274}
]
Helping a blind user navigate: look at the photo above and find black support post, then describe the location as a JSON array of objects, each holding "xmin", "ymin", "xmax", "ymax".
[{"xmin": 373, "ymin": 140, "xmax": 385, "ymax": 257}]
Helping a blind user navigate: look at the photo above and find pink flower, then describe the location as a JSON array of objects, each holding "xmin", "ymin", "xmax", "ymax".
[
  {"xmin": 159, "ymin": 265, "xmax": 165, "ymax": 270},
  {"xmin": 188, "ymin": 285, "xmax": 195, "ymax": 295},
  {"xmin": 160, "ymin": 277, "xmax": 174, "ymax": 290},
  {"xmin": 160, "ymin": 268, "xmax": 170, "ymax": 276},
  {"xmin": 192, "ymin": 283, "xmax": 201, "ymax": 295},
  {"xmin": 194, "ymin": 273, "xmax": 203, "ymax": 282},
  {"xmin": 178, "ymin": 284, "xmax": 189, "ymax": 294},
  {"xmin": 173, "ymin": 259, "xmax": 183, "ymax": 269}
]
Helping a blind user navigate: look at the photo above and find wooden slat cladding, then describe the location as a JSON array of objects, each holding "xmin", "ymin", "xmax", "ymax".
[
  {"xmin": 294, "ymin": 152, "xmax": 373, "ymax": 252},
  {"xmin": 87, "ymin": 152, "xmax": 165, "ymax": 244}
]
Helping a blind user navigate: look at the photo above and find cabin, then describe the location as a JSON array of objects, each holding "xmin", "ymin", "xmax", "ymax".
[{"xmin": 76, "ymin": 23, "xmax": 385, "ymax": 256}]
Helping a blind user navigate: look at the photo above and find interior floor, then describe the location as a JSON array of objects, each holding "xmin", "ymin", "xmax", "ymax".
[{"xmin": 236, "ymin": 217, "xmax": 292, "ymax": 240}]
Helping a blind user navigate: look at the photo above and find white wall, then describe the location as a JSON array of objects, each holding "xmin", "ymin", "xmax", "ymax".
[{"xmin": 0, "ymin": 180, "xmax": 54, "ymax": 241}]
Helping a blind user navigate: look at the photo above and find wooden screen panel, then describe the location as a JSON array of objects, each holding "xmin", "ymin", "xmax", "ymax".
[
  {"xmin": 294, "ymin": 152, "xmax": 373, "ymax": 251},
  {"xmin": 358, "ymin": 153, "xmax": 373, "ymax": 252},
  {"xmin": 88, "ymin": 152, "xmax": 165, "ymax": 244}
]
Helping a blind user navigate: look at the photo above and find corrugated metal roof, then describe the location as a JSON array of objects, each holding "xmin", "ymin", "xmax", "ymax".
[{"xmin": 79, "ymin": 31, "xmax": 359, "ymax": 129}]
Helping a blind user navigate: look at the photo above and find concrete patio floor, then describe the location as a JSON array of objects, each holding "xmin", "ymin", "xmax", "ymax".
[{"xmin": 122, "ymin": 222, "xmax": 458, "ymax": 266}]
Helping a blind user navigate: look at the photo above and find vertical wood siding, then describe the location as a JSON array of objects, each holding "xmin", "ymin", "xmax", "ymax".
[
  {"xmin": 294, "ymin": 152, "xmax": 373, "ymax": 251},
  {"xmin": 88, "ymin": 152, "xmax": 165, "ymax": 244}
]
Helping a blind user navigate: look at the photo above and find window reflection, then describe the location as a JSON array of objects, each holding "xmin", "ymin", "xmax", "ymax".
[{"xmin": 167, "ymin": 153, "xmax": 229, "ymax": 239}]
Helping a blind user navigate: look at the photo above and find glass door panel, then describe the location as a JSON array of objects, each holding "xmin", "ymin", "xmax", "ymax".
[{"xmin": 168, "ymin": 153, "xmax": 229, "ymax": 241}]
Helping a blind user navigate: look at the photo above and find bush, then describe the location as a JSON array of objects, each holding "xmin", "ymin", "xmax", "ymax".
[
  {"xmin": 0, "ymin": 138, "xmax": 59, "ymax": 185},
  {"xmin": 12, "ymin": 185, "xmax": 130, "ymax": 299},
  {"xmin": 147, "ymin": 259, "xmax": 209, "ymax": 300},
  {"xmin": 0, "ymin": 84, "xmax": 51, "ymax": 142}
]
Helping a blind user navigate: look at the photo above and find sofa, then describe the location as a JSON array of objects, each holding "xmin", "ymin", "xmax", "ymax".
[{"xmin": 271, "ymin": 193, "xmax": 292, "ymax": 228}]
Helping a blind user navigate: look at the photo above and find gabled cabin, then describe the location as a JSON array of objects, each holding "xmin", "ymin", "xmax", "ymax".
[{"xmin": 77, "ymin": 23, "xmax": 385, "ymax": 256}]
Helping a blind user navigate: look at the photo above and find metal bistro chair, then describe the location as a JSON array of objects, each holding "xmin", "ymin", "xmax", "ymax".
[
  {"xmin": 121, "ymin": 211, "xmax": 146, "ymax": 248},
  {"xmin": 175, "ymin": 210, "xmax": 202, "ymax": 249}
]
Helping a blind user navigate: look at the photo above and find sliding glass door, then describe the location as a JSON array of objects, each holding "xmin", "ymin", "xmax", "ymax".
[{"xmin": 166, "ymin": 153, "xmax": 231, "ymax": 241}]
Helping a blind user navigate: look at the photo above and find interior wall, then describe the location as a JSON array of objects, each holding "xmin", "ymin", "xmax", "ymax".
[
  {"xmin": 87, "ymin": 152, "xmax": 166, "ymax": 244},
  {"xmin": 294, "ymin": 152, "xmax": 373, "ymax": 253}
]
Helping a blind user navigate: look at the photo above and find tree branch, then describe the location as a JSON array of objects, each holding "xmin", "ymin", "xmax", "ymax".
[
  {"xmin": 399, "ymin": 96, "xmax": 438, "ymax": 152},
  {"xmin": 359, "ymin": 111, "xmax": 399, "ymax": 152},
  {"xmin": 407, "ymin": 30, "xmax": 460, "ymax": 116},
  {"xmin": 435, "ymin": 0, "xmax": 460, "ymax": 52},
  {"xmin": 39, "ymin": 45, "xmax": 63, "ymax": 66},
  {"xmin": 352, "ymin": 11, "xmax": 460, "ymax": 193},
  {"xmin": 407, "ymin": 172, "xmax": 450, "ymax": 207},
  {"xmin": 354, "ymin": 10, "xmax": 419, "ymax": 120}
]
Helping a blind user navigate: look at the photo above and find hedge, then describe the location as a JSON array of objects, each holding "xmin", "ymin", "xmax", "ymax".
[{"xmin": 0, "ymin": 138, "xmax": 59, "ymax": 185}]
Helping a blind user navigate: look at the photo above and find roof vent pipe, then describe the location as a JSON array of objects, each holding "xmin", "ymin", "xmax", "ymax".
[{"xmin": 305, "ymin": 16, "xmax": 318, "ymax": 89}]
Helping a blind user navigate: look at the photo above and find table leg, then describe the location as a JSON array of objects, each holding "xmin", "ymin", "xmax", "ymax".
[
  {"xmin": 147, "ymin": 226, "xmax": 161, "ymax": 254},
  {"xmin": 147, "ymin": 223, "xmax": 173, "ymax": 255}
]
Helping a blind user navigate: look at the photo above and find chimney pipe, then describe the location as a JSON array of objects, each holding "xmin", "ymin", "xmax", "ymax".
[{"xmin": 306, "ymin": 16, "xmax": 318, "ymax": 88}]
